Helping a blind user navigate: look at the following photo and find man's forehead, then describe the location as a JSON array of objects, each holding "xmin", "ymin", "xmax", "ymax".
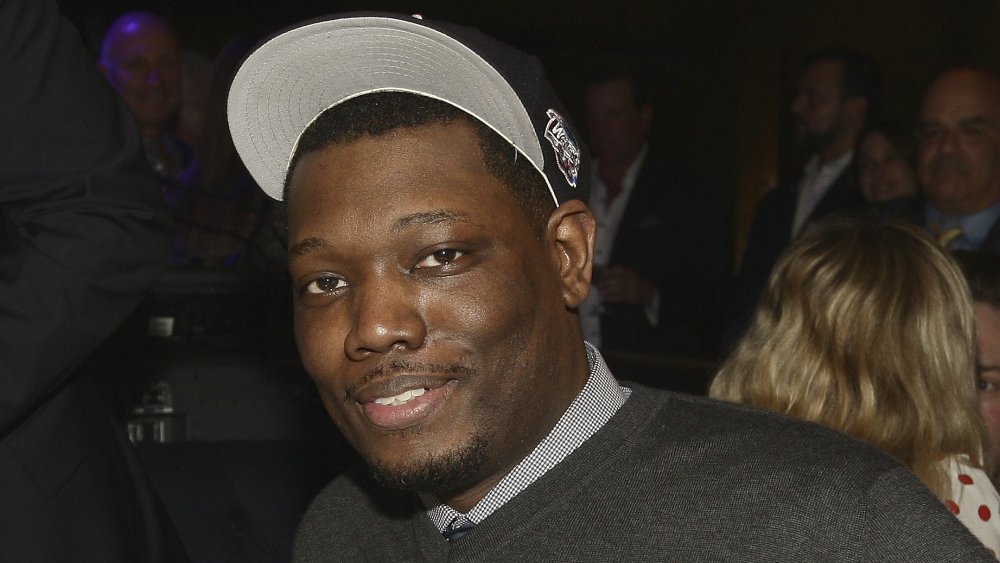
[
  {"xmin": 801, "ymin": 60, "xmax": 843, "ymax": 84},
  {"xmin": 924, "ymin": 74, "xmax": 1000, "ymax": 117},
  {"xmin": 922, "ymin": 97, "xmax": 999, "ymax": 125},
  {"xmin": 287, "ymin": 123, "xmax": 511, "ymax": 219},
  {"xmin": 109, "ymin": 27, "xmax": 178, "ymax": 58}
]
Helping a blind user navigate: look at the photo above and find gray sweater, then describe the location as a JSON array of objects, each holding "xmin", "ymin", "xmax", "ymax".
[{"xmin": 294, "ymin": 385, "xmax": 993, "ymax": 562}]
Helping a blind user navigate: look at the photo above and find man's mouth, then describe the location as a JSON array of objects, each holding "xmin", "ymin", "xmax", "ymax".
[
  {"xmin": 360, "ymin": 381, "xmax": 454, "ymax": 431},
  {"xmin": 345, "ymin": 361, "xmax": 473, "ymax": 431}
]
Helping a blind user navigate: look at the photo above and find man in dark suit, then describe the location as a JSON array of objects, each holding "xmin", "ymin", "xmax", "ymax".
[
  {"xmin": 1, "ymin": 1, "xmax": 183, "ymax": 561},
  {"xmin": 917, "ymin": 68, "xmax": 1000, "ymax": 252},
  {"xmin": 581, "ymin": 71, "xmax": 729, "ymax": 360},
  {"xmin": 729, "ymin": 48, "xmax": 879, "ymax": 344}
]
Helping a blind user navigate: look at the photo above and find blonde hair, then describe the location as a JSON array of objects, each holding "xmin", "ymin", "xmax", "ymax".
[{"xmin": 711, "ymin": 216, "xmax": 991, "ymax": 499}]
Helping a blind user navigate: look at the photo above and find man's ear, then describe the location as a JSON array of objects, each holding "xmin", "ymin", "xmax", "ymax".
[{"xmin": 546, "ymin": 199, "xmax": 596, "ymax": 309}]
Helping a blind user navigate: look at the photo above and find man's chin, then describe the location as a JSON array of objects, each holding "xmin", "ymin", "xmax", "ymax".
[
  {"xmin": 367, "ymin": 433, "xmax": 489, "ymax": 494},
  {"xmin": 926, "ymin": 179, "xmax": 971, "ymax": 203}
]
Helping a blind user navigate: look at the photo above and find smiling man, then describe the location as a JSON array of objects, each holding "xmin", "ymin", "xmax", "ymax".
[
  {"xmin": 918, "ymin": 68, "xmax": 1000, "ymax": 251},
  {"xmin": 227, "ymin": 13, "xmax": 994, "ymax": 561},
  {"xmin": 99, "ymin": 11, "xmax": 189, "ymax": 178}
]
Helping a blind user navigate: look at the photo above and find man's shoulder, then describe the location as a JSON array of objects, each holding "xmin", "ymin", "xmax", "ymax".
[
  {"xmin": 625, "ymin": 385, "xmax": 902, "ymax": 478},
  {"xmin": 513, "ymin": 385, "xmax": 994, "ymax": 561},
  {"xmin": 633, "ymin": 149, "xmax": 714, "ymax": 200}
]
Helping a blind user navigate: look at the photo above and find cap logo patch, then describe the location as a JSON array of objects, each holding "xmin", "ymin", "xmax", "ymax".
[{"xmin": 543, "ymin": 109, "xmax": 580, "ymax": 188}]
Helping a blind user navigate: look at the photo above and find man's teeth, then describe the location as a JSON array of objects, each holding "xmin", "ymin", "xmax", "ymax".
[{"xmin": 373, "ymin": 388, "xmax": 427, "ymax": 406}]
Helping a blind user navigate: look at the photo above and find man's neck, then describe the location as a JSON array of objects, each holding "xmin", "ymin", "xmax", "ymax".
[
  {"xmin": 597, "ymin": 147, "xmax": 643, "ymax": 185},
  {"xmin": 140, "ymin": 125, "xmax": 165, "ymax": 141},
  {"xmin": 815, "ymin": 137, "xmax": 854, "ymax": 166},
  {"xmin": 429, "ymin": 338, "xmax": 597, "ymax": 514},
  {"xmin": 930, "ymin": 195, "xmax": 1000, "ymax": 219}
]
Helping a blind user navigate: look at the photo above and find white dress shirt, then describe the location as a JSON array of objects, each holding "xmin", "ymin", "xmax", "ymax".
[
  {"xmin": 580, "ymin": 145, "xmax": 652, "ymax": 347},
  {"xmin": 791, "ymin": 150, "xmax": 853, "ymax": 237}
]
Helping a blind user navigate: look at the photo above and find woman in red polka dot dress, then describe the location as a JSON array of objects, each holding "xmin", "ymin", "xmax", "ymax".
[{"xmin": 711, "ymin": 217, "xmax": 1000, "ymax": 554}]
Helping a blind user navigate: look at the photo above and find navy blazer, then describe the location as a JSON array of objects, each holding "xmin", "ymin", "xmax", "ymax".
[
  {"xmin": 599, "ymin": 152, "xmax": 730, "ymax": 359},
  {"xmin": 727, "ymin": 159, "xmax": 866, "ymax": 346}
]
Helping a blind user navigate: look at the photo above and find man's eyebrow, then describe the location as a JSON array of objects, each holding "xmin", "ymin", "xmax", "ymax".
[
  {"xmin": 391, "ymin": 209, "xmax": 473, "ymax": 233},
  {"xmin": 287, "ymin": 210, "xmax": 474, "ymax": 259},
  {"xmin": 960, "ymin": 116, "xmax": 992, "ymax": 127},
  {"xmin": 289, "ymin": 237, "xmax": 329, "ymax": 259}
]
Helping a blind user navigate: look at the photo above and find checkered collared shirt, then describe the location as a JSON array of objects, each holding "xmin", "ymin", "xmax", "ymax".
[{"xmin": 425, "ymin": 342, "xmax": 630, "ymax": 534}]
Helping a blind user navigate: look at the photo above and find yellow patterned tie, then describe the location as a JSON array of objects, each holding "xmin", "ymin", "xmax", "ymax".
[{"xmin": 930, "ymin": 222, "xmax": 965, "ymax": 249}]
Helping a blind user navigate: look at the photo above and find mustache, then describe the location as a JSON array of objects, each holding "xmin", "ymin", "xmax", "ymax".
[
  {"xmin": 347, "ymin": 359, "xmax": 475, "ymax": 396},
  {"xmin": 928, "ymin": 154, "xmax": 969, "ymax": 176}
]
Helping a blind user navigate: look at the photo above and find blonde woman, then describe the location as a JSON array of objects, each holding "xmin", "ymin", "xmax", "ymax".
[{"xmin": 711, "ymin": 216, "xmax": 1000, "ymax": 553}]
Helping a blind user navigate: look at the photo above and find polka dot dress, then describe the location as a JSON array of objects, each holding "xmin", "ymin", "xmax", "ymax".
[{"xmin": 942, "ymin": 455, "xmax": 1000, "ymax": 557}]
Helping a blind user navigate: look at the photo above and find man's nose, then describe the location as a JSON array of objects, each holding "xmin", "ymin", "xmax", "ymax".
[
  {"xmin": 145, "ymin": 66, "xmax": 163, "ymax": 85},
  {"xmin": 937, "ymin": 128, "xmax": 961, "ymax": 153},
  {"xmin": 344, "ymin": 277, "xmax": 427, "ymax": 361}
]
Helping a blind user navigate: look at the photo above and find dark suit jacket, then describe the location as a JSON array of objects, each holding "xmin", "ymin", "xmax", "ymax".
[
  {"xmin": 599, "ymin": 152, "xmax": 730, "ymax": 359},
  {"xmin": 981, "ymin": 218, "xmax": 1000, "ymax": 252},
  {"xmin": 728, "ymin": 158, "xmax": 866, "ymax": 346},
  {"xmin": 0, "ymin": 2, "xmax": 184, "ymax": 561}
]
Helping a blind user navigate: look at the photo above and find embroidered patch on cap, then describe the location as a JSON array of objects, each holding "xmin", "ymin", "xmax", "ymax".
[{"xmin": 543, "ymin": 109, "xmax": 580, "ymax": 189}]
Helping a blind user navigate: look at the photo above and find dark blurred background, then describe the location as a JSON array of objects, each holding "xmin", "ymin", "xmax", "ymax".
[{"xmin": 57, "ymin": 0, "xmax": 1000, "ymax": 264}]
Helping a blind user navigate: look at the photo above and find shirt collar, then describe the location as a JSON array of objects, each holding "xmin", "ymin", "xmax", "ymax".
[
  {"xmin": 424, "ymin": 342, "xmax": 630, "ymax": 533},
  {"xmin": 926, "ymin": 199, "xmax": 1000, "ymax": 250},
  {"xmin": 803, "ymin": 149, "xmax": 854, "ymax": 180},
  {"xmin": 593, "ymin": 143, "xmax": 649, "ymax": 202}
]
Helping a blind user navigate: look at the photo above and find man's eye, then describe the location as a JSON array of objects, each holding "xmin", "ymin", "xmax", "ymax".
[
  {"xmin": 415, "ymin": 249, "xmax": 463, "ymax": 269},
  {"xmin": 977, "ymin": 374, "xmax": 1000, "ymax": 393},
  {"xmin": 304, "ymin": 275, "xmax": 347, "ymax": 295}
]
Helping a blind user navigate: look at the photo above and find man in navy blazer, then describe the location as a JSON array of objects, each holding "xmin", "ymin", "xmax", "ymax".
[
  {"xmin": 916, "ymin": 68, "xmax": 1000, "ymax": 252},
  {"xmin": 581, "ymin": 70, "xmax": 729, "ymax": 360},
  {"xmin": 729, "ymin": 48, "xmax": 879, "ymax": 345}
]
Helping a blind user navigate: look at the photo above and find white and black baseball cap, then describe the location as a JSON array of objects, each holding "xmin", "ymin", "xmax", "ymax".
[{"xmin": 227, "ymin": 12, "xmax": 590, "ymax": 206}]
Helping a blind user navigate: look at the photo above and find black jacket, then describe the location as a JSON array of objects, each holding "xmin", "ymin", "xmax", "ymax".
[{"xmin": 0, "ymin": 2, "xmax": 184, "ymax": 561}]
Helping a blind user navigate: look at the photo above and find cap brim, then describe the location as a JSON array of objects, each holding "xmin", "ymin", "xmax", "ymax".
[{"xmin": 227, "ymin": 15, "xmax": 547, "ymax": 202}]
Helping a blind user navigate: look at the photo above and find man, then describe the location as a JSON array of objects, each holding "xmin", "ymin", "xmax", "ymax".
[
  {"xmin": 918, "ymin": 68, "xmax": 1000, "ymax": 251},
  {"xmin": 730, "ymin": 48, "xmax": 877, "ymax": 343},
  {"xmin": 227, "ymin": 14, "xmax": 992, "ymax": 560},
  {"xmin": 99, "ymin": 11, "xmax": 189, "ymax": 179},
  {"xmin": 582, "ymin": 70, "xmax": 729, "ymax": 359},
  {"xmin": 955, "ymin": 250, "xmax": 1000, "ymax": 484},
  {"xmin": 1, "ymin": 1, "xmax": 183, "ymax": 561}
]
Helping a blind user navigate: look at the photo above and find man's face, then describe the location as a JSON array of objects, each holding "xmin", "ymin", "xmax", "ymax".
[
  {"xmin": 790, "ymin": 60, "xmax": 847, "ymax": 151},
  {"xmin": 918, "ymin": 70, "xmax": 1000, "ymax": 216},
  {"xmin": 975, "ymin": 301, "xmax": 1000, "ymax": 478},
  {"xmin": 102, "ymin": 22, "xmax": 181, "ymax": 133},
  {"xmin": 585, "ymin": 79, "xmax": 651, "ymax": 168},
  {"xmin": 286, "ymin": 120, "xmax": 583, "ymax": 508}
]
